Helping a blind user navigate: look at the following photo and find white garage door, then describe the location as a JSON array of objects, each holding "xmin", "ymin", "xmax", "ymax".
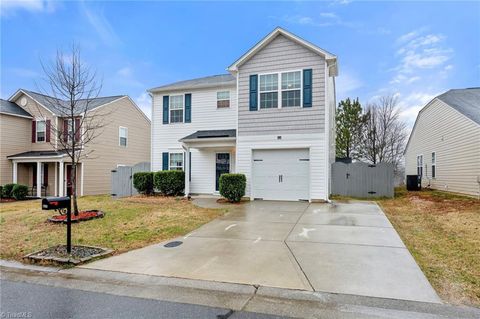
[{"xmin": 252, "ymin": 149, "xmax": 309, "ymax": 201}]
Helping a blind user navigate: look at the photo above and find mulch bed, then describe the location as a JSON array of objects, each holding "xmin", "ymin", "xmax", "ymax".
[
  {"xmin": 0, "ymin": 198, "xmax": 16, "ymax": 203},
  {"xmin": 47, "ymin": 210, "xmax": 104, "ymax": 223},
  {"xmin": 24, "ymin": 245, "xmax": 113, "ymax": 265}
]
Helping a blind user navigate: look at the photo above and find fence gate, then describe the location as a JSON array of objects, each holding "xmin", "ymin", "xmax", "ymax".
[
  {"xmin": 111, "ymin": 162, "xmax": 150, "ymax": 198},
  {"xmin": 331, "ymin": 162, "xmax": 394, "ymax": 198}
]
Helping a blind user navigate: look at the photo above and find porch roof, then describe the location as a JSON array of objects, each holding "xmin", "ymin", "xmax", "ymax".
[
  {"xmin": 7, "ymin": 150, "xmax": 69, "ymax": 160},
  {"xmin": 180, "ymin": 129, "xmax": 236, "ymax": 148}
]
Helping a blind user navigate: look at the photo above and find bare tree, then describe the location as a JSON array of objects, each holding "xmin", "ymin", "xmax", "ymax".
[
  {"xmin": 35, "ymin": 44, "xmax": 107, "ymax": 215},
  {"xmin": 361, "ymin": 95, "xmax": 407, "ymax": 175}
]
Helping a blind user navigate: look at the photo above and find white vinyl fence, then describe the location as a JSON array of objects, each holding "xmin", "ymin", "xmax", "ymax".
[{"xmin": 111, "ymin": 162, "xmax": 150, "ymax": 198}]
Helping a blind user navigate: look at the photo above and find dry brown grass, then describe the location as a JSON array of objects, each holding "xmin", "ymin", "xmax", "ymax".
[
  {"xmin": 378, "ymin": 188, "xmax": 480, "ymax": 306},
  {"xmin": 0, "ymin": 195, "xmax": 224, "ymax": 261}
]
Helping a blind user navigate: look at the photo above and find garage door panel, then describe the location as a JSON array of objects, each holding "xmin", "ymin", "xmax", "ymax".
[{"xmin": 252, "ymin": 149, "xmax": 309, "ymax": 201}]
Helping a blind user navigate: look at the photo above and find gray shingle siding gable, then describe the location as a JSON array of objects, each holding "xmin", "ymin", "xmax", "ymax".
[
  {"xmin": 237, "ymin": 34, "xmax": 326, "ymax": 136},
  {"xmin": 0, "ymin": 99, "xmax": 32, "ymax": 117}
]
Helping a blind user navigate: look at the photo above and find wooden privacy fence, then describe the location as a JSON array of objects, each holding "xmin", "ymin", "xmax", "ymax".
[
  {"xmin": 111, "ymin": 162, "xmax": 150, "ymax": 199},
  {"xmin": 331, "ymin": 162, "xmax": 394, "ymax": 198}
]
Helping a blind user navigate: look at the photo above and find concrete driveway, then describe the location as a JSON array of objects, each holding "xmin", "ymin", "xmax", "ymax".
[{"xmin": 81, "ymin": 199, "xmax": 441, "ymax": 303}]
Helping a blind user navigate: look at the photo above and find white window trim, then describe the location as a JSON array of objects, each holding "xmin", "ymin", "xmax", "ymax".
[
  {"xmin": 36, "ymin": 118, "xmax": 47, "ymax": 143},
  {"xmin": 431, "ymin": 151, "xmax": 436, "ymax": 179},
  {"xmin": 169, "ymin": 94, "xmax": 185, "ymax": 124},
  {"xmin": 417, "ymin": 154, "xmax": 423, "ymax": 177},
  {"xmin": 67, "ymin": 119, "xmax": 76, "ymax": 143},
  {"xmin": 257, "ymin": 69, "xmax": 303, "ymax": 109},
  {"xmin": 119, "ymin": 126, "xmax": 128, "ymax": 147},
  {"xmin": 169, "ymin": 152, "xmax": 184, "ymax": 171}
]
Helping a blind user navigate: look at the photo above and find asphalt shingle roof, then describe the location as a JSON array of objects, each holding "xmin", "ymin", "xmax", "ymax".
[
  {"xmin": 180, "ymin": 129, "xmax": 236, "ymax": 141},
  {"xmin": 148, "ymin": 74, "xmax": 236, "ymax": 93},
  {"xmin": 21, "ymin": 89, "xmax": 125, "ymax": 115},
  {"xmin": 0, "ymin": 99, "xmax": 32, "ymax": 117},
  {"xmin": 437, "ymin": 88, "xmax": 480, "ymax": 125},
  {"xmin": 7, "ymin": 150, "xmax": 69, "ymax": 158}
]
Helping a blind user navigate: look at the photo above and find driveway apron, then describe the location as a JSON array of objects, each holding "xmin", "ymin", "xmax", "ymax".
[{"xmin": 80, "ymin": 199, "xmax": 441, "ymax": 303}]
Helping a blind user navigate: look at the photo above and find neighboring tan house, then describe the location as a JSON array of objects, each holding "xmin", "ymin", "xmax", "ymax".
[
  {"xmin": 404, "ymin": 88, "xmax": 480, "ymax": 197},
  {"xmin": 149, "ymin": 27, "xmax": 338, "ymax": 201},
  {"xmin": 0, "ymin": 89, "xmax": 151, "ymax": 197}
]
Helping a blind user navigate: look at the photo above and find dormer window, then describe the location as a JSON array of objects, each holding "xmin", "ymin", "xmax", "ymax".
[
  {"xmin": 36, "ymin": 120, "xmax": 46, "ymax": 142},
  {"xmin": 217, "ymin": 91, "xmax": 230, "ymax": 108}
]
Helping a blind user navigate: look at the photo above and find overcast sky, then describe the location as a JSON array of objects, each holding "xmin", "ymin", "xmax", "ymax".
[{"xmin": 1, "ymin": 0, "xmax": 479, "ymax": 129}]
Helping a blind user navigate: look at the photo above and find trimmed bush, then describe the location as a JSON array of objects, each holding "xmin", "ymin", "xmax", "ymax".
[
  {"xmin": 154, "ymin": 170, "xmax": 185, "ymax": 196},
  {"xmin": 3, "ymin": 183, "xmax": 16, "ymax": 198},
  {"xmin": 133, "ymin": 172, "xmax": 154, "ymax": 195},
  {"xmin": 12, "ymin": 184, "xmax": 29, "ymax": 200},
  {"xmin": 219, "ymin": 174, "xmax": 246, "ymax": 203}
]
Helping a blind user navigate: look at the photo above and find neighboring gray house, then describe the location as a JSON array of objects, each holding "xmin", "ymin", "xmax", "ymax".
[
  {"xmin": 404, "ymin": 88, "xmax": 480, "ymax": 197},
  {"xmin": 149, "ymin": 27, "xmax": 338, "ymax": 201}
]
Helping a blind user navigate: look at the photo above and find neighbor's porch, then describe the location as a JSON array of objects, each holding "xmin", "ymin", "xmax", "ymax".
[
  {"xmin": 179, "ymin": 129, "xmax": 236, "ymax": 196},
  {"xmin": 8, "ymin": 151, "xmax": 83, "ymax": 198}
]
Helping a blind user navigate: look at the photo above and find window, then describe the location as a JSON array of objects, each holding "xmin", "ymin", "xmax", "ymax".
[
  {"xmin": 217, "ymin": 91, "xmax": 230, "ymax": 108},
  {"xmin": 170, "ymin": 95, "xmax": 184, "ymax": 123},
  {"xmin": 281, "ymin": 71, "xmax": 301, "ymax": 107},
  {"xmin": 417, "ymin": 155, "xmax": 423, "ymax": 177},
  {"xmin": 169, "ymin": 153, "xmax": 183, "ymax": 170},
  {"xmin": 36, "ymin": 120, "xmax": 46, "ymax": 142},
  {"xmin": 259, "ymin": 73, "xmax": 278, "ymax": 109},
  {"xmin": 119, "ymin": 127, "xmax": 128, "ymax": 147},
  {"xmin": 67, "ymin": 119, "xmax": 75, "ymax": 142},
  {"xmin": 431, "ymin": 152, "xmax": 436, "ymax": 179}
]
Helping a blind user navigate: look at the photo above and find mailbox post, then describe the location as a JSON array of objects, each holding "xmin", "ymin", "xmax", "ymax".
[{"xmin": 42, "ymin": 196, "xmax": 72, "ymax": 253}]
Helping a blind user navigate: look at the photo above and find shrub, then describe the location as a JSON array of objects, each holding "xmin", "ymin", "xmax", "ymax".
[
  {"xmin": 154, "ymin": 170, "xmax": 185, "ymax": 196},
  {"xmin": 219, "ymin": 174, "xmax": 246, "ymax": 203},
  {"xmin": 0, "ymin": 186, "xmax": 3, "ymax": 199},
  {"xmin": 12, "ymin": 184, "xmax": 29, "ymax": 200},
  {"xmin": 133, "ymin": 172, "xmax": 154, "ymax": 195},
  {"xmin": 3, "ymin": 183, "xmax": 16, "ymax": 198}
]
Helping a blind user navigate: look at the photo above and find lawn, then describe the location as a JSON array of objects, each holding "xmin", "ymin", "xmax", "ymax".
[
  {"xmin": 0, "ymin": 195, "xmax": 224, "ymax": 262},
  {"xmin": 376, "ymin": 189, "xmax": 479, "ymax": 306}
]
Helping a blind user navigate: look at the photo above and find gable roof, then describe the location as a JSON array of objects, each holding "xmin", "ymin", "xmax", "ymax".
[
  {"xmin": 0, "ymin": 99, "xmax": 32, "ymax": 118},
  {"xmin": 227, "ymin": 27, "xmax": 338, "ymax": 75},
  {"xmin": 404, "ymin": 87, "xmax": 480, "ymax": 154},
  {"xmin": 436, "ymin": 88, "xmax": 480, "ymax": 125},
  {"xmin": 148, "ymin": 74, "xmax": 236, "ymax": 93},
  {"xmin": 9, "ymin": 89, "xmax": 126, "ymax": 116}
]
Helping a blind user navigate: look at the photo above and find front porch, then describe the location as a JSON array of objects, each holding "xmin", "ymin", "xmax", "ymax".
[
  {"xmin": 180, "ymin": 129, "xmax": 236, "ymax": 197},
  {"xmin": 8, "ymin": 151, "xmax": 83, "ymax": 198}
]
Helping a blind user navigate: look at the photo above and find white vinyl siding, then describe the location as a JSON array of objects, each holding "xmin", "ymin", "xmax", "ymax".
[
  {"xmin": 405, "ymin": 98, "xmax": 480, "ymax": 196},
  {"xmin": 151, "ymin": 87, "xmax": 237, "ymax": 194}
]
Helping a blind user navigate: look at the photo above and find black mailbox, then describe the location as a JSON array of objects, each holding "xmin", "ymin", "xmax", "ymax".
[{"xmin": 42, "ymin": 197, "xmax": 71, "ymax": 210}]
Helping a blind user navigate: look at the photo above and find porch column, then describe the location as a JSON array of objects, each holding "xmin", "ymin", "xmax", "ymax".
[
  {"xmin": 12, "ymin": 161, "xmax": 18, "ymax": 183},
  {"xmin": 58, "ymin": 161, "xmax": 64, "ymax": 197},
  {"xmin": 184, "ymin": 146, "xmax": 190, "ymax": 197},
  {"xmin": 54, "ymin": 162, "xmax": 58, "ymax": 196},
  {"xmin": 36, "ymin": 161, "xmax": 42, "ymax": 198}
]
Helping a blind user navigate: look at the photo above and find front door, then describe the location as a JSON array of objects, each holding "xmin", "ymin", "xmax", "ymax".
[
  {"xmin": 215, "ymin": 153, "xmax": 230, "ymax": 191},
  {"xmin": 66, "ymin": 165, "xmax": 73, "ymax": 196}
]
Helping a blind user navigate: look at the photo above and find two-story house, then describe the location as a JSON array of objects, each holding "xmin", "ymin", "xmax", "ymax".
[
  {"xmin": 149, "ymin": 28, "xmax": 338, "ymax": 201},
  {"xmin": 0, "ymin": 89, "xmax": 151, "ymax": 197}
]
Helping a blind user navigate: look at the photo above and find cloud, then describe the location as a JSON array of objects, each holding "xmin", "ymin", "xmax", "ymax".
[
  {"xmin": 8, "ymin": 67, "xmax": 40, "ymax": 78},
  {"xmin": 1, "ymin": 0, "xmax": 56, "ymax": 16},
  {"xmin": 275, "ymin": 12, "xmax": 358, "ymax": 28},
  {"xmin": 336, "ymin": 71, "xmax": 363, "ymax": 99},
  {"xmin": 330, "ymin": 0, "xmax": 352, "ymax": 5},
  {"xmin": 117, "ymin": 67, "xmax": 132, "ymax": 77},
  {"xmin": 135, "ymin": 92, "xmax": 151, "ymax": 119},
  {"xmin": 80, "ymin": 2, "xmax": 121, "ymax": 46},
  {"xmin": 397, "ymin": 91, "xmax": 440, "ymax": 127}
]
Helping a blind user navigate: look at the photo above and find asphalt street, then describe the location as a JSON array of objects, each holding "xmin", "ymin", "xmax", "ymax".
[{"xmin": 0, "ymin": 280, "xmax": 289, "ymax": 319}]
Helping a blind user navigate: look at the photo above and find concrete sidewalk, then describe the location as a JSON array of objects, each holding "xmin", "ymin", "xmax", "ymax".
[{"xmin": 79, "ymin": 199, "xmax": 441, "ymax": 303}]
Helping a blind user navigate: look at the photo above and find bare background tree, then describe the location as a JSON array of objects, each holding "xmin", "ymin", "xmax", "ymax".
[
  {"xmin": 361, "ymin": 95, "xmax": 408, "ymax": 177},
  {"xmin": 35, "ymin": 44, "xmax": 106, "ymax": 214}
]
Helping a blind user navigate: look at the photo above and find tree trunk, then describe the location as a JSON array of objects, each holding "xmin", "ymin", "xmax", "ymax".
[{"xmin": 71, "ymin": 164, "xmax": 79, "ymax": 216}]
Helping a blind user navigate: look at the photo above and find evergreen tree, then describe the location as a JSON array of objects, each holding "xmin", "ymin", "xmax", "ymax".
[{"xmin": 335, "ymin": 98, "xmax": 366, "ymax": 160}]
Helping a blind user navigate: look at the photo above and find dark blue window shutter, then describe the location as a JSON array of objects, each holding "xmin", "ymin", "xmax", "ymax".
[
  {"xmin": 303, "ymin": 69, "xmax": 312, "ymax": 108},
  {"xmin": 185, "ymin": 94, "xmax": 191, "ymax": 123},
  {"xmin": 163, "ymin": 96, "xmax": 169, "ymax": 124},
  {"xmin": 162, "ymin": 152, "xmax": 169, "ymax": 170},
  {"xmin": 249, "ymin": 74, "xmax": 258, "ymax": 111}
]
